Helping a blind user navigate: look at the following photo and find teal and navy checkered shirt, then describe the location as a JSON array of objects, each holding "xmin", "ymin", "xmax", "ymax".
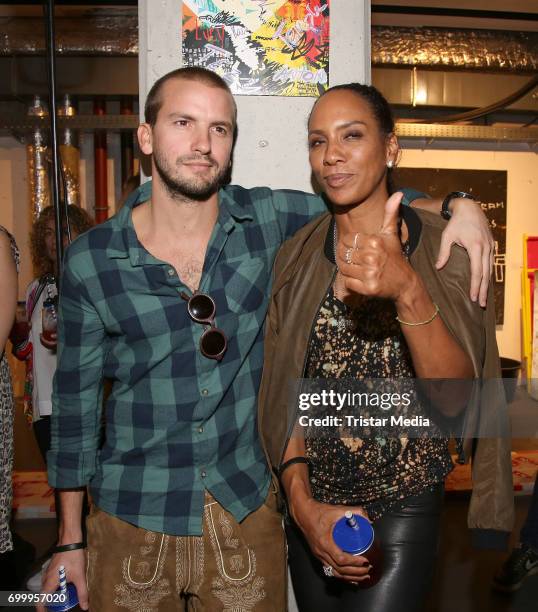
[
  {"xmin": 48, "ymin": 182, "xmax": 421, "ymax": 535},
  {"xmin": 48, "ymin": 182, "xmax": 328, "ymax": 535}
]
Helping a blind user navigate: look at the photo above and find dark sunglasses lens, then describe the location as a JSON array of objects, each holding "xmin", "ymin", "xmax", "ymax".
[
  {"xmin": 189, "ymin": 294, "xmax": 215, "ymax": 321},
  {"xmin": 201, "ymin": 329, "xmax": 226, "ymax": 358}
]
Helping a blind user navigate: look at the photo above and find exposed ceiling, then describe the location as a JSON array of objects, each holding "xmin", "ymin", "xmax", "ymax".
[
  {"xmin": 372, "ymin": 0, "xmax": 536, "ymax": 10},
  {"xmin": 0, "ymin": 0, "xmax": 536, "ymax": 22},
  {"xmin": 0, "ymin": 0, "xmax": 536, "ymax": 145},
  {"xmin": 371, "ymin": 0, "xmax": 538, "ymax": 32},
  {"xmin": 369, "ymin": 1, "xmax": 538, "ymax": 126},
  {"xmin": 0, "ymin": 1, "xmax": 136, "ymax": 14}
]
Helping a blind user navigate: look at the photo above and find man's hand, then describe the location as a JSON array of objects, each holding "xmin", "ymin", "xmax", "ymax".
[
  {"xmin": 409, "ymin": 195, "xmax": 493, "ymax": 306},
  {"xmin": 292, "ymin": 497, "xmax": 372, "ymax": 583},
  {"xmin": 36, "ymin": 549, "xmax": 89, "ymax": 612},
  {"xmin": 436, "ymin": 197, "xmax": 493, "ymax": 307}
]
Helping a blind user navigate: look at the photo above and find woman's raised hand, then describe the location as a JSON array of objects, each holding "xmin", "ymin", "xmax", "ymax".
[{"xmin": 336, "ymin": 192, "xmax": 417, "ymax": 303}]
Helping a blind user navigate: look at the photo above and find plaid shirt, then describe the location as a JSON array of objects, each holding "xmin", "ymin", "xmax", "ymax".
[{"xmin": 48, "ymin": 182, "xmax": 327, "ymax": 535}]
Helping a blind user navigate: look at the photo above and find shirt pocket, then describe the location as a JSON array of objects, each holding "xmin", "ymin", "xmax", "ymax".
[
  {"xmin": 219, "ymin": 257, "xmax": 267, "ymax": 315},
  {"xmin": 86, "ymin": 506, "xmax": 169, "ymax": 588}
]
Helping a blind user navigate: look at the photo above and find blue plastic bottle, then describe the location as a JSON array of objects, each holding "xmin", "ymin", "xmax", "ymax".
[
  {"xmin": 46, "ymin": 583, "xmax": 81, "ymax": 611},
  {"xmin": 332, "ymin": 511, "xmax": 382, "ymax": 586}
]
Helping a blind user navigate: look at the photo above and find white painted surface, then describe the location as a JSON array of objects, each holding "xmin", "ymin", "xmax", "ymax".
[{"xmin": 138, "ymin": 0, "xmax": 184, "ymax": 122}]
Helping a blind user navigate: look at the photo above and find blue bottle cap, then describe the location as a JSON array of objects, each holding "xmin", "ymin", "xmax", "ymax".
[
  {"xmin": 332, "ymin": 511, "xmax": 374, "ymax": 555},
  {"xmin": 46, "ymin": 583, "xmax": 79, "ymax": 611}
]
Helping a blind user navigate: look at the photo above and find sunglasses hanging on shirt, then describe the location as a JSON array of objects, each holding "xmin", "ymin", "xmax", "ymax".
[{"xmin": 181, "ymin": 291, "xmax": 227, "ymax": 361}]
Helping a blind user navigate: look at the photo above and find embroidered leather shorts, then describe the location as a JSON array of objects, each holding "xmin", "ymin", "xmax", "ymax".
[{"xmin": 85, "ymin": 487, "xmax": 286, "ymax": 612}]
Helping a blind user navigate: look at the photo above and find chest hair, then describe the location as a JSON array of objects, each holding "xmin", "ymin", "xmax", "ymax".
[{"xmin": 175, "ymin": 255, "xmax": 204, "ymax": 292}]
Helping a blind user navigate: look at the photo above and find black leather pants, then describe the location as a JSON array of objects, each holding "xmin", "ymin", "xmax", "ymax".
[{"xmin": 286, "ymin": 484, "xmax": 444, "ymax": 612}]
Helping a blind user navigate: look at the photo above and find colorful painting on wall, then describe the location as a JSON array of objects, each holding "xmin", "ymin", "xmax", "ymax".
[{"xmin": 182, "ymin": 0, "xmax": 330, "ymax": 96}]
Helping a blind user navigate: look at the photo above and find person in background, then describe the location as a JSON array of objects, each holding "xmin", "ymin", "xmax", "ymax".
[
  {"xmin": 13, "ymin": 205, "xmax": 94, "ymax": 460},
  {"xmin": 0, "ymin": 225, "xmax": 19, "ymax": 586},
  {"xmin": 493, "ymin": 476, "xmax": 538, "ymax": 592},
  {"xmin": 11, "ymin": 205, "xmax": 93, "ymax": 592}
]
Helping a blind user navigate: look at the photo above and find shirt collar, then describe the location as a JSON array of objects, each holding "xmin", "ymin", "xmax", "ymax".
[
  {"xmin": 106, "ymin": 181, "xmax": 253, "ymax": 261},
  {"xmin": 218, "ymin": 187, "xmax": 254, "ymax": 225},
  {"xmin": 105, "ymin": 180, "xmax": 151, "ymax": 263}
]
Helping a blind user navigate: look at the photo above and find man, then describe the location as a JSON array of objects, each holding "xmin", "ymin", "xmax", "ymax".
[{"xmin": 42, "ymin": 67, "xmax": 493, "ymax": 611}]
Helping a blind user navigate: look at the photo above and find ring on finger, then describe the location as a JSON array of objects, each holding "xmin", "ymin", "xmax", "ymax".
[
  {"xmin": 323, "ymin": 564, "xmax": 334, "ymax": 578},
  {"xmin": 344, "ymin": 247, "xmax": 353, "ymax": 265}
]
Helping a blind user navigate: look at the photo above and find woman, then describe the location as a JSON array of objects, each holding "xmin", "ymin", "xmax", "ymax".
[
  {"xmin": 0, "ymin": 225, "xmax": 19, "ymax": 557},
  {"xmin": 12, "ymin": 205, "xmax": 93, "ymax": 455},
  {"xmin": 11, "ymin": 206, "xmax": 93, "ymax": 591},
  {"xmin": 258, "ymin": 84, "xmax": 511, "ymax": 612}
]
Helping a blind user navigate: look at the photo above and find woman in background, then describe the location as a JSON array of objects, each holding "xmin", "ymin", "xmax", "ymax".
[
  {"xmin": 11, "ymin": 206, "xmax": 93, "ymax": 592},
  {"xmin": 12, "ymin": 205, "xmax": 93, "ymax": 458},
  {"xmin": 0, "ymin": 225, "xmax": 19, "ymax": 560}
]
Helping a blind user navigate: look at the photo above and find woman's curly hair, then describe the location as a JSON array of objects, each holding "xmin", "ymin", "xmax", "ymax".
[{"xmin": 30, "ymin": 205, "xmax": 94, "ymax": 277}]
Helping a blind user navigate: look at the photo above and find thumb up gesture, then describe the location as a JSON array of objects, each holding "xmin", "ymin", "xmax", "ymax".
[{"xmin": 336, "ymin": 192, "xmax": 417, "ymax": 302}]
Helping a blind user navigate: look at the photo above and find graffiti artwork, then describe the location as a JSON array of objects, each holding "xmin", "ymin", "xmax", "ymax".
[{"xmin": 182, "ymin": 0, "xmax": 330, "ymax": 96}]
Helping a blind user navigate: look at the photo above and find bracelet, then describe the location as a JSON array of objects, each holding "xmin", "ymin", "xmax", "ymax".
[
  {"xmin": 396, "ymin": 303, "xmax": 439, "ymax": 326},
  {"xmin": 279, "ymin": 457, "xmax": 309, "ymax": 479},
  {"xmin": 441, "ymin": 191, "xmax": 476, "ymax": 221},
  {"xmin": 53, "ymin": 542, "xmax": 86, "ymax": 554}
]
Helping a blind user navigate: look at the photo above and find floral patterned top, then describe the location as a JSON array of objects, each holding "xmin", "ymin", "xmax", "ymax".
[
  {"xmin": 304, "ymin": 224, "xmax": 453, "ymax": 521},
  {"xmin": 0, "ymin": 225, "xmax": 19, "ymax": 553}
]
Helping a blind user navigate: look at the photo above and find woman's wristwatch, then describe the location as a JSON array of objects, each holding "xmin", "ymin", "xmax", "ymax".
[{"xmin": 441, "ymin": 191, "xmax": 476, "ymax": 220}]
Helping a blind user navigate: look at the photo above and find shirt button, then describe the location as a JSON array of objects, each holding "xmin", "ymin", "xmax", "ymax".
[
  {"xmin": 200, "ymin": 470, "xmax": 207, "ymax": 479},
  {"xmin": 198, "ymin": 426, "xmax": 204, "ymax": 434},
  {"xmin": 167, "ymin": 268, "xmax": 175, "ymax": 276},
  {"xmin": 201, "ymin": 389, "xmax": 208, "ymax": 396}
]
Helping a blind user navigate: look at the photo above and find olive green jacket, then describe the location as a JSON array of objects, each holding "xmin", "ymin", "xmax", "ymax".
[{"xmin": 258, "ymin": 207, "xmax": 514, "ymax": 549}]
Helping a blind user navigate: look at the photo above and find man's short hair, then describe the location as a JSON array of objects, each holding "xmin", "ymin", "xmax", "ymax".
[{"xmin": 144, "ymin": 67, "xmax": 237, "ymax": 127}]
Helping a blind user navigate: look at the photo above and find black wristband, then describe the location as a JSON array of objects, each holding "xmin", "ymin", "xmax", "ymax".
[
  {"xmin": 441, "ymin": 191, "xmax": 476, "ymax": 220},
  {"xmin": 53, "ymin": 542, "xmax": 86, "ymax": 553},
  {"xmin": 279, "ymin": 457, "xmax": 309, "ymax": 479}
]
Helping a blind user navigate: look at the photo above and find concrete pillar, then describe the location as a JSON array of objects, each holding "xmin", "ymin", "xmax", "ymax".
[{"xmin": 137, "ymin": 0, "xmax": 370, "ymax": 191}]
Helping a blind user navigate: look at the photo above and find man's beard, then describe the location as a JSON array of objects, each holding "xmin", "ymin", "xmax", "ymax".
[{"xmin": 153, "ymin": 151, "xmax": 228, "ymax": 202}]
